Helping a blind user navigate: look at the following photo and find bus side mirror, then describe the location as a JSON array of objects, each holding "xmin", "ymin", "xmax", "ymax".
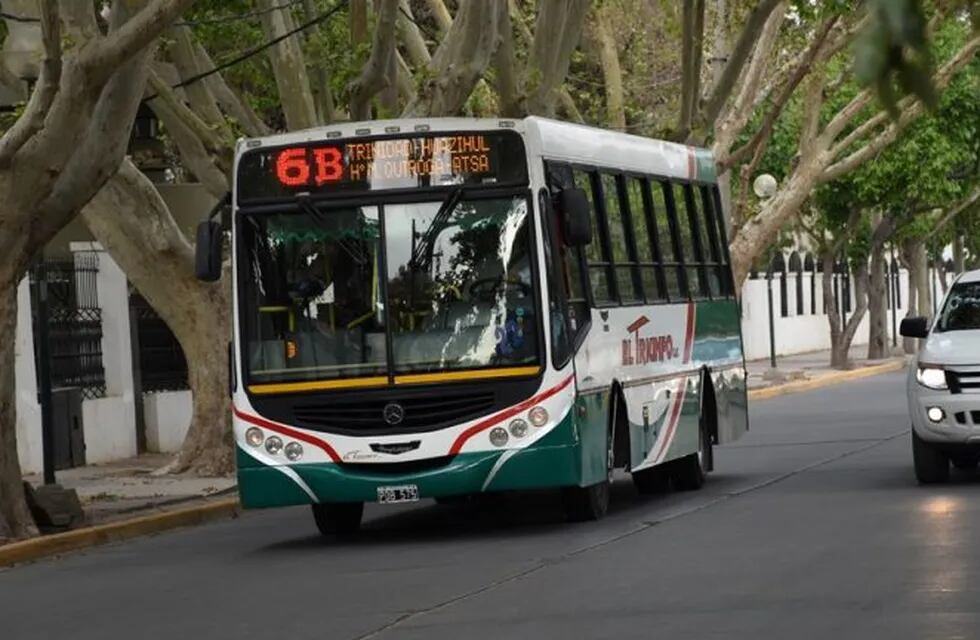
[
  {"xmin": 559, "ymin": 188, "xmax": 592, "ymax": 247},
  {"xmin": 900, "ymin": 316, "xmax": 929, "ymax": 338},
  {"xmin": 195, "ymin": 220, "xmax": 223, "ymax": 282}
]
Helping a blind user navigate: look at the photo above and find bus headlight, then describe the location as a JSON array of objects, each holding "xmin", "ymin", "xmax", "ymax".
[
  {"xmin": 265, "ymin": 436, "xmax": 283, "ymax": 455},
  {"xmin": 245, "ymin": 427, "xmax": 264, "ymax": 447},
  {"xmin": 916, "ymin": 367, "xmax": 947, "ymax": 390},
  {"xmin": 509, "ymin": 419, "xmax": 528, "ymax": 439},
  {"xmin": 528, "ymin": 406, "xmax": 549, "ymax": 427},
  {"xmin": 489, "ymin": 427, "xmax": 509, "ymax": 447},
  {"xmin": 285, "ymin": 442, "xmax": 303, "ymax": 461}
]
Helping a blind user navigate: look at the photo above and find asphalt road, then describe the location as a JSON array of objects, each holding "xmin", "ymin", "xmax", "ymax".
[{"xmin": 5, "ymin": 371, "xmax": 980, "ymax": 640}]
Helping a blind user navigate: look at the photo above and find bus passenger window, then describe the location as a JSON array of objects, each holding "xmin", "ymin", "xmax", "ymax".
[
  {"xmin": 601, "ymin": 173, "xmax": 641, "ymax": 304},
  {"xmin": 573, "ymin": 169, "xmax": 615, "ymax": 306},
  {"xmin": 651, "ymin": 181, "xmax": 686, "ymax": 300}
]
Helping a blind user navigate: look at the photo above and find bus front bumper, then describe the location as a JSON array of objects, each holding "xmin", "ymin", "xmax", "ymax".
[{"xmin": 236, "ymin": 438, "xmax": 582, "ymax": 509}]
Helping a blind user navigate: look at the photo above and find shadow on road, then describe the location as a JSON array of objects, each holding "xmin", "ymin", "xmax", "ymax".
[{"xmin": 254, "ymin": 477, "xmax": 680, "ymax": 553}]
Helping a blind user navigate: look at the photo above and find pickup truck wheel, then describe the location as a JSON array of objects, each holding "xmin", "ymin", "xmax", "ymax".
[
  {"xmin": 913, "ymin": 430, "xmax": 949, "ymax": 484},
  {"xmin": 950, "ymin": 453, "xmax": 980, "ymax": 470}
]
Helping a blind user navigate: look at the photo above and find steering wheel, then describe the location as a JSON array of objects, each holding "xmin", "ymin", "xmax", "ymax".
[
  {"xmin": 432, "ymin": 281, "xmax": 462, "ymax": 301},
  {"xmin": 468, "ymin": 277, "xmax": 531, "ymax": 300}
]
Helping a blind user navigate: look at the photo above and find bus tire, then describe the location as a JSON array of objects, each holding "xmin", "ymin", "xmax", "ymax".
[
  {"xmin": 670, "ymin": 408, "xmax": 710, "ymax": 491},
  {"xmin": 562, "ymin": 417, "xmax": 613, "ymax": 522},
  {"xmin": 913, "ymin": 431, "xmax": 949, "ymax": 484},
  {"xmin": 631, "ymin": 465, "xmax": 669, "ymax": 495},
  {"xmin": 312, "ymin": 502, "xmax": 364, "ymax": 536}
]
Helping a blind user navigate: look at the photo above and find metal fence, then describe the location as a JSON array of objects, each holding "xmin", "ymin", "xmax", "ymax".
[
  {"xmin": 31, "ymin": 254, "xmax": 107, "ymax": 400},
  {"xmin": 130, "ymin": 293, "xmax": 189, "ymax": 393}
]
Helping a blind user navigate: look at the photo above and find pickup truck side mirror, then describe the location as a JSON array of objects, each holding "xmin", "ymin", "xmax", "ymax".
[
  {"xmin": 900, "ymin": 316, "xmax": 929, "ymax": 339},
  {"xmin": 195, "ymin": 220, "xmax": 223, "ymax": 282},
  {"xmin": 558, "ymin": 188, "xmax": 592, "ymax": 247}
]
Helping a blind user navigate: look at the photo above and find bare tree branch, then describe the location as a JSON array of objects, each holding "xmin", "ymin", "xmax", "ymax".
[
  {"xmin": 166, "ymin": 25, "xmax": 226, "ymax": 130},
  {"xmin": 30, "ymin": 45, "xmax": 155, "ymax": 248},
  {"xmin": 402, "ymin": 0, "xmax": 506, "ymax": 117},
  {"xmin": 822, "ymin": 32, "xmax": 980, "ymax": 183},
  {"xmin": 424, "ymin": 0, "xmax": 453, "ymax": 35},
  {"xmin": 525, "ymin": 0, "xmax": 590, "ymax": 117},
  {"xmin": 0, "ymin": 0, "xmax": 60, "ymax": 167},
  {"xmin": 349, "ymin": 0, "xmax": 400, "ymax": 120},
  {"xmin": 926, "ymin": 187, "xmax": 980, "ymax": 240},
  {"xmin": 677, "ymin": 0, "xmax": 706, "ymax": 141},
  {"xmin": 700, "ymin": 0, "xmax": 783, "ymax": 127},
  {"xmin": 588, "ymin": 3, "xmax": 625, "ymax": 130},
  {"xmin": 493, "ymin": 6, "xmax": 522, "ymax": 117},
  {"xmin": 191, "ymin": 41, "xmax": 271, "ymax": 137},
  {"xmin": 397, "ymin": 0, "xmax": 432, "ymax": 67},
  {"xmin": 721, "ymin": 13, "xmax": 838, "ymax": 171},
  {"xmin": 301, "ymin": 0, "xmax": 337, "ymax": 122},
  {"xmin": 82, "ymin": 0, "xmax": 197, "ymax": 79}
]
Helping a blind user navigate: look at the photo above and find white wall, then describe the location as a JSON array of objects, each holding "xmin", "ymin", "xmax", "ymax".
[
  {"xmin": 144, "ymin": 391, "xmax": 192, "ymax": 453},
  {"xmin": 741, "ymin": 268, "xmax": 914, "ymax": 361},
  {"xmin": 70, "ymin": 243, "xmax": 138, "ymax": 464}
]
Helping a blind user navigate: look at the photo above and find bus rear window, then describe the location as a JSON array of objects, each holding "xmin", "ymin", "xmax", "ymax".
[{"xmin": 237, "ymin": 131, "xmax": 528, "ymax": 202}]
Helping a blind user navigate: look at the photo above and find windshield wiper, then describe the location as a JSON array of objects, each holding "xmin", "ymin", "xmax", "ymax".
[
  {"xmin": 295, "ymin": 195, "xmax": 367, "ymax": 265},
  {"xmin": 410, "ymin": 186, "xmax": 465, "ymax": 270}
]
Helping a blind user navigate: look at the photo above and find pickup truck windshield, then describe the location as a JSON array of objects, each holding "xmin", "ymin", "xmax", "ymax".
[{"xmin": 937, "ymin": 281, "xmax": 980, "ymax": 332}]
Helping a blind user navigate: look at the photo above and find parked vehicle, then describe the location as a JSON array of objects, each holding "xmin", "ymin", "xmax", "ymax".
[{"xmin": 901, "ymin": 269, "xmax": 980, "ymax": 483}]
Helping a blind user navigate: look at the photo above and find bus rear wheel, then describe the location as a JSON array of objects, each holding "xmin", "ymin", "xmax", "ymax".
[
  {"xmin": 670, "ymin": 410, "xmax": 711, "ymax": 491},
  {"xmin": 312, "ymin": 502, "xmax": 364, "ymax": 536}
]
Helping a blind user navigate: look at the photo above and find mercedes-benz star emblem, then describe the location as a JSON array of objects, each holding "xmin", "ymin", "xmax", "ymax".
[{"xmin": 382, "ymin": 402, "xmax": 405, "ymax": 426}]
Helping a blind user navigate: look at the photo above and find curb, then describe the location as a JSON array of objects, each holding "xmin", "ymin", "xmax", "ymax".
[
  {"xmin": 0, "ymin": 497, "xmax": 240, "ymax": 569},
  {"xmin": 2, "ymin": 359, "xmax": 905, "ymax": 568},
  {"xmin": 748, "ymin": 359, "xmax": 906, "ymax": 401}
]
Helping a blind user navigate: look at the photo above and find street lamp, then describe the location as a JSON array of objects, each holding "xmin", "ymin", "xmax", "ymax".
[{"xmin": 755, "ymin": 174, "xmax": 784, "ymax": 382}]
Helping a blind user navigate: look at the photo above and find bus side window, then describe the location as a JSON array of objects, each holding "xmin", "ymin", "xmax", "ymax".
[
  {"xmin": 545, "ymin": 163, "xmax": 590, "ymax": 352},
  {"xmin": 707, "ymin": 185, "xmax": 735, "ymax": 297},
  {"xmin": 651, "ymin": 181, "xmax": 687, "ymax": 301},
  {"xmin": 672, "ymin": 182, "xmax": 709, "ymax": 299},
  {"xmin": 627, "ymin": 177, "xmax": 667, "ymax": 303},
  {"xmin": 573, "ymin": 169, "xmax": 616, "ymax": 306}
]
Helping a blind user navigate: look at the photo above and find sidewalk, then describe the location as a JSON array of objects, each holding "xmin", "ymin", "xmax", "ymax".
[
  {"xmin": 746, "ymin": 344, "xmax": 908, "ymax": 391},
  {"xmin": 22, "ymin": 453, "xmax": 236, "ymax": 527}
]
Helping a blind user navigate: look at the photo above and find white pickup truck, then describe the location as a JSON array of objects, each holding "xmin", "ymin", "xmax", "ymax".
[{"xmin": 902, "ymin": 269, "xmax": 980, "ymax": 483}]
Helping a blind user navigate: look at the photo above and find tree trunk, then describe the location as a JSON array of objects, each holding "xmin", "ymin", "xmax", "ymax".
[
  {"xmin": 83, "ymin": 161, "xmax": 233, "ymax": 475},
  {"xmin": 867, "ymin": 241, "xmax": 888, "ymax": 359},
  {"xmin": 837, "ymin": 261, "xmax": 869, "ymax": 368},
  {"xmin": 953, "ymin": 233, "xmax": 965, "ymax": 274},
  {"xmin": 588, "ymin": 4, "xmax": 626, "ymax": 130},
  {"xmin": 901, "ymin": 238, "xmax": 931, "ymax": 354},
  {"xmin": 0, "ymin": 264, "xmax": 37, "ymax": 539},
  {"xmin": 822, "ymin": 252, "xmax": 845, "ymax": 368}
]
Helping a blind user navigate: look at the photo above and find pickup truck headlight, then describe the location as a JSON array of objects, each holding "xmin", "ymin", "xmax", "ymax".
[{"xmin": 916, "ymin": 366, "xmax": 948, "ymax": 390}]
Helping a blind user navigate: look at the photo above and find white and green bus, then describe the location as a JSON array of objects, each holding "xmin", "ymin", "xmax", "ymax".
[{"xmin": 197, "ymin": 117, "xmax": 748, "ymax": 534}]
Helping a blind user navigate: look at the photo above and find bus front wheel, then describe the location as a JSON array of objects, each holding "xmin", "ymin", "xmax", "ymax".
[
  {"xmin": 562, "ymin": 421, "xmax": 613, "ymax": 521},
  {"xmin": 312, "ymin": 502, "xmax": 364, "ymax": 536}
]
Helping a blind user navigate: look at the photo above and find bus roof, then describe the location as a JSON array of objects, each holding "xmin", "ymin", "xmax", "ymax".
[{"xmin": 236, "ymin": 116, "xmax": 717, "ymax": 183}]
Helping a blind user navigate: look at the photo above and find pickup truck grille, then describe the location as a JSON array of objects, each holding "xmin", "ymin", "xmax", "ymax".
[{"xmin": 947, "ymin": 369, "xmax": 980, "ymax": 394}]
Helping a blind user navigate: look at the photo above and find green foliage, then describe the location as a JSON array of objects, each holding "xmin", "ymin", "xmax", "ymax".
[{"xmin": 182, "ymin": 0, "xmax": 358, "ymax": 127}]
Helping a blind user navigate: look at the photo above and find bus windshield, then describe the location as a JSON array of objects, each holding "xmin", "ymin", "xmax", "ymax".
[
  {"xmin": 240, "ymin": 195, "xmax": 538, "ymax": 386},
  {"xmin": 937, "ymin": 281, "xmax": 980, "ymax": 332}
]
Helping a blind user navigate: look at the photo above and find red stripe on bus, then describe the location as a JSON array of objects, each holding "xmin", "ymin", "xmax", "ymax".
[
  {"xmin": 233, "ymin": 406, "xmax": 342, "ymax": 463},
  {"xmin": 683, "ymin": 302, "xmax": 696, "ymax": 363},
  {"xmin": 449, "ymin": 375, "xmax": 575, "ymax": 455},
  {"xmin": 654, "ymin": 377, "xmax": 687, "ymax": 464}
]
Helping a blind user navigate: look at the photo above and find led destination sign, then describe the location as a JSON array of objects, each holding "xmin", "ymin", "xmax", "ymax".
[{"xmin": 237, "ymin": 131, "xmax": 526, "ymax": 201}]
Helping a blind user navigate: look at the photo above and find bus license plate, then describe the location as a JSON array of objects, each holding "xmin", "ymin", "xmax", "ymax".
[{"xmin": 377, "ymin": 485, "xmax": 419, "ymax": 504}]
